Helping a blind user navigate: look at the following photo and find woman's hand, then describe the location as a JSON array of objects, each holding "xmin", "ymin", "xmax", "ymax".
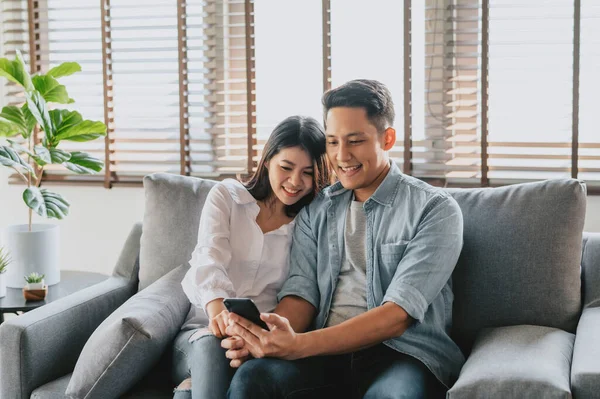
[{"xmin": 206, "ymin": 299, "xmax": 230, "ymax": 338}]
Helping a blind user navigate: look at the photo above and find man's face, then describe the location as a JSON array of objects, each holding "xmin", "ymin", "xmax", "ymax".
[{"xmin": 325, "ymin": 107, "xmax": 395, "ymax": 196}]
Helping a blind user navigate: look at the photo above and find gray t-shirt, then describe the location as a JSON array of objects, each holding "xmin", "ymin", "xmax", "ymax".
[{"xmin": 325, "ymin": 198, "xmax": 368, "ymax": 327}]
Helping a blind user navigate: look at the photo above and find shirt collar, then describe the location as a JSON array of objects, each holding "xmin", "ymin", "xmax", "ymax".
[
  {"xmin": 221, "ymin": 178, "xmax": 257, "ymax": 205},
  {"xmin": 222, "ymin": 179, "xmax": 296, "ymax": 236},
  {"xmin": 325, "ymin": 161, "xmax": 401, "ymax": 207}
]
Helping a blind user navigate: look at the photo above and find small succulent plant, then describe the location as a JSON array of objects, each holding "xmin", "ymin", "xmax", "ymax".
[
  {"xmin": 24, "ymin": 272, "xmax": 45, "ymax": 284},
  {"xmin": 0, "ymin": 247, "xmax": 11, "ymax": 274}
]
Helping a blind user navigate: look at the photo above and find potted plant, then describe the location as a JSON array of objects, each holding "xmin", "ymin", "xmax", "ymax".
[
  {"xmin": 23, "ymin": 272, "xmax": 47, "ymax": 301},
  {"xmin": 0, "ymin": 247, "xmax": 10, "ymax": 297},
  {"xmin": 0, "ymin": 50, "xmax": 106, "ymax": 288},
  {"xmin": 24, "ymin": 272, "xmax": 45, "ymax": 290}
]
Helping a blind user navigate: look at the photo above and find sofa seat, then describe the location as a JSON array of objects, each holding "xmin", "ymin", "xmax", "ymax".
[
  {"xmin": 32, "ymin": 373, "xmax": 174, "ymax": 399},
  {"xmin": 448, "ymin": 325, "xmax": 575, "ymax": 398}
]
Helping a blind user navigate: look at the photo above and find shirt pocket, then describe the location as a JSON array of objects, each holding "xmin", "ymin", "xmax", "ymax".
[{"xmin": 379, "ymin": 241, "xmax": 410, "ymax": 266}]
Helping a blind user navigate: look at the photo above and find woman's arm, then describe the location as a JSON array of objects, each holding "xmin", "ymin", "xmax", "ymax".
[{"xmin": 181, "ymin": 184, "xmax": 237, "ymax": 315}]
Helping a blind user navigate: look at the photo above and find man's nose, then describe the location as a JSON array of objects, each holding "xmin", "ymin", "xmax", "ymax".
[{"xmin": 337, "ymin": 142, "xmax": 351, "ymax": 162}]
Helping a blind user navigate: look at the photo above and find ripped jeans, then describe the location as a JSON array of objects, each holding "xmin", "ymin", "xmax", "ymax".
[{"xmin": 172, "ymin": 329, "xmax": 235, "ymax": 399}]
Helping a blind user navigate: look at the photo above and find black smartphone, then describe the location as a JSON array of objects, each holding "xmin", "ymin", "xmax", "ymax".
[{"xmin": 223, "ymin": 298, "xmax": 269, "ymax": 330}]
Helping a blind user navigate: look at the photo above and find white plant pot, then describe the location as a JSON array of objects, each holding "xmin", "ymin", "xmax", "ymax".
[
  {"xmin": 1, "ymin": 224, "xmax": 60, "ymax": 288},
  {"xmin": 24, "ymin": 280, "xmax": 45, "ymax": 290},
  {"xmin": 0, "ymin": 272, "xmax": 6, "ymax": 298}
]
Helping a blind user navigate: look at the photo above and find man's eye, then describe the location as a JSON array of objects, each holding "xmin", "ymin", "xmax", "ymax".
[
  {"xmin": 327, "ymin": 141, "xmax": 338, "ymax": 146},
  {"xmin": 349, "ymin": 140, "xmax": 365, "ymax": 145}
]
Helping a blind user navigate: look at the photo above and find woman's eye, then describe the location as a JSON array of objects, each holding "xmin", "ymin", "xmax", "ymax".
[
  {"xmin": 280, "ymin": 166, "xmax": 292, "ymax": 171},
  {"xmin": 327, "ymin": 141, "xmax": 338, "ymax": 146},
  {"xmin": 303, "ymin": 171, "xmax": 314, "ymax": 176}
]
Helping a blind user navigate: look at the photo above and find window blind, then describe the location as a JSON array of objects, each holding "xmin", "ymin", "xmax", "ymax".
[
  {"xmin": 420, "ymin": 0, "xmax": 483, "ymax": 185},
  {"xmin": 487, "ymin": 0, "xmax": 574, "ymax": 184},
  {"xmin": 330, "ymin": 0, "xmax": 406, "ymax": 171},
  {"xmin": 3, "ymin": 0, "xmax": 600, "ymax": 189},
  {"xmin": 253, "ymin": 0, "xmax": 324, "ymax": 163},
  {"xmin": 579, "ymin": 0, "xmax": 600, "ymax": 184}
]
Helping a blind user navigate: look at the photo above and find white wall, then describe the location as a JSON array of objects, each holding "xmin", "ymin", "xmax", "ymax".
[
  {"xmin": 0, "ymin": 164, "xmax": 599, "ymax": 275},
  {"xmin": 0, "ymin": 167, "xmax": 145, "ymax": 275}
]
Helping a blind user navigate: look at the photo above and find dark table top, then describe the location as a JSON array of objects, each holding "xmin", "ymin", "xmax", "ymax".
[{"xmin": 0, "ymin": 270, "xmax": 109, "ymax": 312}]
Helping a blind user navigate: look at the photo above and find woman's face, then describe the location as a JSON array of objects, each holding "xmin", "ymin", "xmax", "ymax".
[{"xmin": 267, "ymin": 146, "xmax": 315, "ymax": 207}]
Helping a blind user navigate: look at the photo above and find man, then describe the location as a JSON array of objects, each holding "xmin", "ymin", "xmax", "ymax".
[{"xmin": 222, "ymin": 79, "xmax": 465, "ymax": 398}]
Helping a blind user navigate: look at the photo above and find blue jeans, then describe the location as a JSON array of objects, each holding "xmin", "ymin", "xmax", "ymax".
[
  {"xmin": 173, "ymin": 331, "xmax": 235, "ymax": 399},
  {"xmin": 228, "ymin": 344, "xmax": 446, "ymax": 399}
]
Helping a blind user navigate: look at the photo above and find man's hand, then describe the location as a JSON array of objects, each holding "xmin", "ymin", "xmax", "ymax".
[
  {"xmin": 221, "ymin": 336, "xmax": 250, "ymax": 368},
  {"xmin": 225, "ymin": 312, "xmax": 304, "ymax": 360}
]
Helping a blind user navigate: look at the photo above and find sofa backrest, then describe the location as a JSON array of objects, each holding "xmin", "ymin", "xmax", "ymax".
[
  {"xmin": 139, "ymin": 173, "xmax": 217, "ymax": 291},
  {"xmin": 447, "ymin": 179, "xmax": 586, "ymax": 355}
]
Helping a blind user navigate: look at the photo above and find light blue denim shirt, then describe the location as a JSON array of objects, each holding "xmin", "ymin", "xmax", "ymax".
[{"xmin": 277, "ymin": 162, "xmax": 466, "ymax": 388}]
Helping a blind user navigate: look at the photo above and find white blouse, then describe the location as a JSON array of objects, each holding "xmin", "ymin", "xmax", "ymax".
[{"xmin": 181, "ymin": 178, "xmax": 294, "ymax": 328}]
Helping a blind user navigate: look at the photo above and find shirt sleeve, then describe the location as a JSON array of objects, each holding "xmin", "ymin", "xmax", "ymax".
[
  {"xmin": 382, "ymin": 195, "xmax": 464, "ymax": 323},
  {"xmin": 181, "ymin": 184, "xmax": 237, "ymax": 315},
  {"xmin": 277, "ymin": 206, "xmax": 320, "ymax": 309}
]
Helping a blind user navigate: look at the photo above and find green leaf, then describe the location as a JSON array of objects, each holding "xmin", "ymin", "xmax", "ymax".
[
  {"xmin": 23, "ymin": 187, "xmax": 70, "ymax": 219},
  {"xmin": 49, "ymin": 148, "xmax": 71, "ymax": 163},
  {"xmin": 26, "ymin": 91, "xmax": 55, "ymax": 141},
  {"xmin": 63, "ymin": 151, "xmax": 103, "ymax": 174},
  {"xmin": 0, "ymin": 145, "xmax": 34, "ymax": 173},
  {"xmin": 33, "ymin": 145, "xmax": 51, "ymax": 164},
  {"xmin": 50, "ymin": 109, "xmax": 106, "ymax": 143},
  {"xmin": 0, "ymin": 117, "xmax": 19, "ymax": 137},
  {"xmin": 8, "ymin": 139, "xmax": 36, "ymax": 158},
  {"xmin": 0, "ymin": 106, "xmax": 27, "ymax": 136},
  {"xmin": 21, "ymin": 103, "xmax": 37, "ymax": 139},
  {"xmin": 32, "ymin": 75, "xmax": 70, "ymax": 104},
  {"xmin": 47, "ymin": 62, "xmax": 81, "ymax": 79},
  {"xmin": 0, "ymin": 50, "xmax": 33, "ymax": 91}
]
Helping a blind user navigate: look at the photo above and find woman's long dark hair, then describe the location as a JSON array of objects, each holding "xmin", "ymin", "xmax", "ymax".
[{"xmin": 243, "ymin": 115, "xmax": 329, "ymax": 217}]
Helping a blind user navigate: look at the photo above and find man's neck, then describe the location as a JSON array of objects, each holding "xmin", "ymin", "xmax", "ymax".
[{"xmin": 352, "ymin": 162, "xmax": 391, "ymax": 202}]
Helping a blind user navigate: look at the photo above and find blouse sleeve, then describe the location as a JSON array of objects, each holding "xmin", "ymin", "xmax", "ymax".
[{"xmin": 181, "ymin": 184, "xmax": 237, "ymax": 315}]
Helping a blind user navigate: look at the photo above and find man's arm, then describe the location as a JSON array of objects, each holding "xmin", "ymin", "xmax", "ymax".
[
  {"xmin": 274, "ymin": 295, "xmax": 316, "ymax": 333},
  {"xmin": 225, "ymin": 301, "xmax": 411, "ymax": 360},
  {"xmin": 297, "ymin": 302, "xmax": 411, "ymax": 357}
]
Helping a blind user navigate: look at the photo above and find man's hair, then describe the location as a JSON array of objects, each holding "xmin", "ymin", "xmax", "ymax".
[{"xmin": 321, "ymin": 79, "xmax": 395, "ymax": 133}]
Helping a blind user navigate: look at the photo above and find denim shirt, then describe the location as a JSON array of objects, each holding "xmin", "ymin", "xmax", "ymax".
[{"xmin": 277, "ymin": 162, "xmax": 466, "ymax": 388}]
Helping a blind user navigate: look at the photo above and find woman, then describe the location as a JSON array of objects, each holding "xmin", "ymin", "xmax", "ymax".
[{"xmin": 173, "ymin": 115, "xmax": 329, "ymax": 399}]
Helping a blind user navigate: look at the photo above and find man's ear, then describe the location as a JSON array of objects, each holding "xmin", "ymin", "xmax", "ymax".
[{"xmin": 382, "ymin": 127, "xmax": 396, "ymax": 150}]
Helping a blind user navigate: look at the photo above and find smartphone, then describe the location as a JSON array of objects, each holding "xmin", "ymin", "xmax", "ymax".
[{"xmin": 223, "ymin": 298, "xmax": 269, "ymax": 330}]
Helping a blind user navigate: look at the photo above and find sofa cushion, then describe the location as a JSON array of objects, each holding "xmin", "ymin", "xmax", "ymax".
[
  {"xmin": 571, "ymin": 307, "xmax": 600, "ymax": 399},
  {"xmin": 139, "ymin": 173, "xmax": 217, "ymax": 291},
  {"xmin": 581, "ymin": 233, "xmax": 600, "ymax": 308},
  {"xmin": 447, "ymin": 325, "xmax": 574, "ymax": 399},
  {"xmin": 65, "ymin": 264, "xmax": 190, "ymax": 399},
  {"xmin": 447, "ymin": 179, "xmax": 586, "ymax": 353}
]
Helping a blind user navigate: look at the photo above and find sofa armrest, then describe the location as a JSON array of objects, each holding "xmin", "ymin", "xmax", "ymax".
[
  {"xmin": 571, "ymin": 307, "xmax": 600, "ymax": 398},
  {"xmin": 581, "ymin": 232, "xmax": 600, "ymax": 308},
  {"xmin": 0, "ymin": 277, "xmax": 137, "ymax": 399}
]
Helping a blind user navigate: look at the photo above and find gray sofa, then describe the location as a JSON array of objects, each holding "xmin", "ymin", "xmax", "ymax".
[{"xmin": 0, "ymin": 174, "xmax": 598, "ymax": 398}]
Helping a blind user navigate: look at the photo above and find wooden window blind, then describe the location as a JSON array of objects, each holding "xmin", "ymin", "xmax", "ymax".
[
  {"xmin": 329, "ymin": 0, "xmax": 406, "ymax": 172},
  {"xmin": 2, "ymin": 0, "xmax": 600, "ymax": 190},
  {"xmin": 253, "ymin": 0, "xmax": 324, "ymax": 162},
  {"xmin": 420, "ymin": 0, "xmax": 483, "ymax": 184},
  {"xmin": 487, "ymin": 0, "xmax": 574, "ymax": 184},
  {"xmin": 578, "ymin": 0, "xmax": 600, "ymax": 183}
]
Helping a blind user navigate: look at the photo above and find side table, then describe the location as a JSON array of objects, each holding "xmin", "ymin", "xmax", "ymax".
[{"xmin": 0, "ymin": 270, "xmax": 108, "ymax": 323}]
